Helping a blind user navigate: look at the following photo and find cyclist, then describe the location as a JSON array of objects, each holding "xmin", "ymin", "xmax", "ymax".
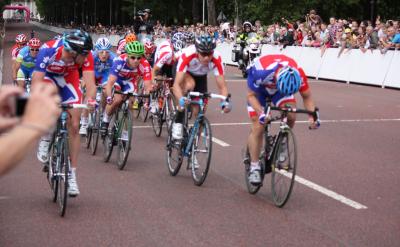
[
  {"xmin": 236, "ymin": 21, "xmax": 253, "ymax": 70},
  {"xmin": 33, "ymin": 30, "xmax": 96, "ymax": 197},
  {"xmin": 150, "ymin": 32, "xmax": 185, "ymax": 113},
  {"xmin": 101, "ymin": 41, "xmax": 152, "ymax": 132},
  {"xmin": 11, "ymin": 34, "xmax": 28, "ymax": 60},
  {"xmin": 117, "ymin": 33, "xmax": 137, "ymax": 55},
  {"xmin": 79, "ymin": 37, "xmax": 116, "ymax": 135},
  {"xmin": 246, "ymin": 54, "xmax": 320, "ymax": 185},
  {"xmin": 144, "ymin": 40, "xmax": 156, "ymax": 67},
  {"xmin": 171, "ymin": 34, "xmax": 231, "ymax": 140},
  {"xmin": 13, "ymin": 38, "xmax": 41, "ymax": 90}
]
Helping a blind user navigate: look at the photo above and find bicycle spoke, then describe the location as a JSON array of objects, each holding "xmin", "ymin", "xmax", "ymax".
[{"xmin": 191, "ymin": 117, "xmax": 212, "ymax": 186}]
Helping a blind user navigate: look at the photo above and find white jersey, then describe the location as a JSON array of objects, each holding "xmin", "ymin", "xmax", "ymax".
[
  {"xmin": 154, "ymin": 40, "xmax": 174, "ymax": 68},
  {"xmin": 176, "ymin": 45, "xmax": 224, "ymax": 76}
]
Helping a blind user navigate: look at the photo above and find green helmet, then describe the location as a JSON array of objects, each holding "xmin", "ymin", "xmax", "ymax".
[{"xmin": 125, "ymin": 41, "xmax": 144, "ymax": 56}]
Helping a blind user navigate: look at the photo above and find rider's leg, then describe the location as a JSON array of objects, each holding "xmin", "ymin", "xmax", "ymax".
[
  {"xmin": 68, "ymin": 108, "xmax": 82, "ymax": 169},
  {"xmin": 103, "ymin": 94, "xmax": 123, "ymax": 123},
  {"xmin": 247, "ymin": 107, "xmax": 264, "ymax": 184},
  {"xmin": 16, "ymin": 69, "xmax": 26, "ymax": 89}
]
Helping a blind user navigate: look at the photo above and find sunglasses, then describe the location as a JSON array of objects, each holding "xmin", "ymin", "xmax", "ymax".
[
  {"xmin": 199, "ymin": 52, "xmax": 213, "ymax": 57},
  {"xmin": 30, "ymin": 48, "xmax": 39, "ymax": 51},
  {"xmin": 129, "ymin": 55, "xmax": 142, "ymax": 60}
]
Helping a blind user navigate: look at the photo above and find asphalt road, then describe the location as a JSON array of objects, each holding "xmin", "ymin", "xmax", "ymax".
[{"xmin": 1, "ymin": 23, "xmax": 399, "ymax": 247}]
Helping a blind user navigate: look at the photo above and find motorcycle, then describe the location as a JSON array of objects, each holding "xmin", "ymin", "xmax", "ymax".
[{"xmin": 231, "ymin": 33, "xmax": 262, "ymax": 78}]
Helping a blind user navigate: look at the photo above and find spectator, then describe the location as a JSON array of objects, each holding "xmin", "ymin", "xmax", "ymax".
[
  {"xmin": 0, "ymin": 84, "xmax": 61, "ymax": 176},
  {"xmin": 338, "ymin": 28, "xmax": 355, "ymax": 57},
  {"xmin": 306, "ymin": 9, "xmax": 322, "ymax": 28},
  {"xmin": 278, "ymin": 26, "xmax": 294, "ymax": 47},
  {"xmin": 361, "ymin": 25, "xmax": 379, "ymax": 52}
]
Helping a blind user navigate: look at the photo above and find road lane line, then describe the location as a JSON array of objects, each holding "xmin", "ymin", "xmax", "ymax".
[{"xmin": 278, "ymin": 170, "xmax": 368, "ymax": 209}]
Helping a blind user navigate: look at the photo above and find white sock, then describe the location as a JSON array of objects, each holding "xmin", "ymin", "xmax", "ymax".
[
  {"xmin": 103, "ymin": 113, "xmax": 110, "ymax": 123},
  {"xmin": 81, "ymin": 117, "xmax": 88, "ymax": 125},
  {"xmin": 250, "ymin": 162, "xmax": 260, "ymax": 171}
]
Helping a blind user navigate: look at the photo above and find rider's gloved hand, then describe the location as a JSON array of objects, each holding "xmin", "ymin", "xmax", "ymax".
[
  {"xmin": 106, "ymin": 96, "xmax": 113, "ymax": 105},
  {"xmin": 308, "ymin": 108, "xmax": 320, "ymax": 130},
  {"xmin": 220, "ymin": 100, "xmax": 232, "ymax": 113},
  {"xmin": 258, "ymin": 112, "xmax": 266, "ymax": 125},
  {"xmin": 179, "ymin": 97, "xmax": 188, "ymax": 108}
]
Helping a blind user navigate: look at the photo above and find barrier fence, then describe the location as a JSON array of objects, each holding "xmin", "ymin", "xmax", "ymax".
[{"xmin": 31, "ymin": 21, "xmax": 400, "ymax": 89}]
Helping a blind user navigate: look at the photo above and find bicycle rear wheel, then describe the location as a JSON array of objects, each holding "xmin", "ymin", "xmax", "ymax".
[
  {"xmin": 117, "ymin": 110, "xmax": 133, "ymax": 170},
  {"xmin": 165, "ymin": 94, "xmax": 176, "ymax": 132},
  {"xmin": 271, "ymin": 128, "xmax": 297, "ymax": 208},
  {"xmin": 58, "ymin": 138, "xmax": 69, "ymax": 217},
  {"xmin": 102, "ymin": 113, "xmax": 116, "ymax": 162},
  {"xmin": 48, "ymin": 137, "xmax": 58, "ymax": 202},
  {"xmin": 244, "ymin": 146, "xmax": 264, "ymax": 194},
  {"xmin": 190, "ymin": 117, "xmax": 212, "ymax": 186},
  {"xmin": 90, "ymin": 107, "xmax": 101, "ymax": 155}
]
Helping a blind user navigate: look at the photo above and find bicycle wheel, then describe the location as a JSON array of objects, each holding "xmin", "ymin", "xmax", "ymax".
[
  {"xmin": 271, "ymin": 128, "xmax": 297, "ymax": 208},
  {"xmin": 151, "ymin": 95, "xmax": 164, "ymax": 137},
  {"xmin": 47, "ymin": 137, "xmax": 58, "ymax": 202},
  {"xmin": 102, "ymin": 113, "xmax": 117, "ymax": 162},
  {"xmin": 190, "ymin": 117, "xmax": 212, "ymax": 186},
  {"xmin": 90, "ymin": 107, "xmax": 101, "ymax": 155},
  {"xmin": 117, "ymin": 110, "xmax": 133, "ymax": 170},
  {"xmin": 85, "ymin": 113, "xmax": 94, "ymax": 149},
  {"xmin": 244, "ymin": 146, "xmax": 264, "ymax": 194},
  {"xmin": 165, "ymin": 94, "xmax": 176, "ymax": 132},
  {"xmin": 166, "ymin": 120, "xmax": 183, "ymax": 176},
  {"xmin": 58, "ymin": 138, "xmax": 69, "ymax": 217},
  {"xmin": 141, "ymin": 101, "xmax": 149, "ymax": 122}
]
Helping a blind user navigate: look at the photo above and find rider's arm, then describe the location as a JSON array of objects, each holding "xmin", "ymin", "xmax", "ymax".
[
  {"xmin": 105, "ymin": 74, "xmax": 117, "ymax": 98},
  {"xmin": 82, "ymin": 70, "xmax": 96, "ymax": 100},
  {"xmin": 247, "ymin": 90, "xmax": 263, "ymax": 115},
  {"xmin": 300, "ymin": 88, "xmax": 316, "ymax": 113},
  {"xmin": 214, "ymin": 75, "xmax": 229, "ymax": 97},
  {"xmin": 12, "ymin": 61, "xmax": 22, "ymax": 81}
]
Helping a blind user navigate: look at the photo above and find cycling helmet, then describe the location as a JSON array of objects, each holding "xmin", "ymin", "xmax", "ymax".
[
  {"xmin": 125, "ymin": 41, "xmax": 144, "ymax": 56},
  {"xmin": 63, "ymin": 30, "xmax": 93, "ymax": 55},
  {"xmin": 276, "ymin": 66, "xmax": 302, "ymax": 96},
  {"xmin": 184, "ymin": 32, "xmax": 195, "ymax": 44},
  {"xmin": 15, "ymin": 34, "xmax": 27, "ymax": 44},
  {"xmin": 172, "ymin": 32, "xmax": 185, "ymax": 44},
  {"xmin": 28, "ymin": 38, "xmax": 41, "ymax": 48},
  {"xmin": 173, "ymin": 39, "xmax": 185, "ymax": 52},
  {"xmin": 95, "ymin": 37, "xmax": 112, "ymax": 50},
  {"xmin": 125, "ymin": 33, "xmax": 137, "ymax": 43},
  {"xmin": 243, "ymin": 21, "xmax": 253, "ymax": 29},
  {"xmin": 194, "ymin": 34, "xmax": 216, "ymax": 53},
  {"xmin": 144, "ymin": 40, "xmax": 155, "ymax": 54}
]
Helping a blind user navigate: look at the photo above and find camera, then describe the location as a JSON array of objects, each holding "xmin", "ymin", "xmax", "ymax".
[{"xmin": 15, "ymin": 94, "xmax": 28, "ymax": 117}]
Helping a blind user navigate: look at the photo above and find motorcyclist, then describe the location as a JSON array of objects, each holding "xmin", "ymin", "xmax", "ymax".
[{"xmin": 236, "ymin": 21, "xmax": 254, "ymax": 70}]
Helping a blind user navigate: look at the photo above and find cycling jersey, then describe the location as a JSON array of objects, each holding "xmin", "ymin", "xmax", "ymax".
[
  {"xmin": 16, "ymin": 46, "xmax": 37, "ymax": 79},
  {"xmin": 109, "ymin": 54, "xmax": 152, "ymax": 93},
  {"xmin": 12, "ymin": 44, "xmax": 25, "ymax": 60},
  {"xmin": 154, "ymin": 40, "xmax": 174, "ymax": 68},
  {"xmin": 246, "ymin": 54, "xmax": 309, "ymax": 117},
  {"xmin": 176, "ymin": 45, "xmax": 224, "ymax": 76},
  {"xmin": 92, "ymin": 50, "xmax": 117, "ymax": 85},
  {"xmin": 34, "ymin": 39, "xmax": 94, "ymax": 104}
]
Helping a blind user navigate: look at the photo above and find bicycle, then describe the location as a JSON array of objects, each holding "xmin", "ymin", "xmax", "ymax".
[
  {"xmin": 150, "ymin": 77, "xmax": 176, "ymax": 137},
  {"xmin": 243, "ymin": 100, "xmax": 319, "ymax": 207},
  {"xmin": 102, "ymin": 91, "xmax": 149, "ymax": 170},
  {"xmin": 133, "ymin": 79, "xmax": 150, "ymax": 122},
  {"xmin": 84, "ymin": 85, "xmax": 103, "ymax": 155},
  {"xmin": 47, "ymin": 103, "xmax": 88, "ymax": 217},
  {"xmin": 24, "ymin": 76, "xmax": 32, "ymax": 94},
  {"xmin": 166, "ymin": 91, "xmax": 231, "ymax": 186}
]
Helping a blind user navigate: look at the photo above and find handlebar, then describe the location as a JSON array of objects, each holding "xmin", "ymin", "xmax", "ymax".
[
  {"xmin": 266, "ymin": 104, "xmax": 320, "ymax": 124},
  {"xmin": 60, "ymin": 103, "xmax": 89, "ymax": 109},
  {"xmin": 188, "ymin": 92, "xmax": 231, "ymax": 102},
  {"xmin": 154, "ymin": 78, "xmax": 174, "ymax": 82},
  {"xmin": 114, "ymin": 90, "xmax": 150, "ymax": 98}
]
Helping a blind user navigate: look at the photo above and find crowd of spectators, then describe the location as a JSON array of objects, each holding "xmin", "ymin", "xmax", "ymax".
[{"xmin": 36, "ymin": 9, "xmax": 400, "ymax": 57}]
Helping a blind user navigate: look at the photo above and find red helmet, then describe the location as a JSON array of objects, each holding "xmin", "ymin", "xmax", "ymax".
[
  {"xmin": 15, "ymin": 34, "xmax": 27, "ymax": 44},
  {"xmin": 28, "ymin": 38, "xmax": 41, "ymax": 48},
  {"xmin": 144, "ymin": 40, "xmax": 155, "ymax": 54}
]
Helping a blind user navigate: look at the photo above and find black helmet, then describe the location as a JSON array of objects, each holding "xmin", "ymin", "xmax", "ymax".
[
  {"xmin": 63, "ymin": 30, "xmax": 93, "ymax": 55},
  {"xmin": 194, "ymin": 34, "xmax": 216, "ymax": 53}
]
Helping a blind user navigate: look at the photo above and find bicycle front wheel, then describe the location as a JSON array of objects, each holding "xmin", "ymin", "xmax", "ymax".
[
  {"xmin": 190, "ymin": 117, "xmax": 212, "ymax": 186},
  {"xmin": 48, "ymin": 137, "xmax": 58, "ymax": 202},
  {"xmin": 271, "ymin": 128, "xmax": 297, "ymax": 208},
  {"xmin": 102, "ymin": 113, "xmax": 116, "ymax": 162},
  {"xmin": 58, "ymin": 138, "xmax": 70, "ymax": 217},
  {"xmin": 117, "ymin": 110, "xmax": 133, "ymax": 170},
  {"xmin": 166, "ymin": 121, "xmax": 183, "ymax": 176},
  {"xmin": 90, "ymin": 107, "xmax": 101, "ymax": 155}
]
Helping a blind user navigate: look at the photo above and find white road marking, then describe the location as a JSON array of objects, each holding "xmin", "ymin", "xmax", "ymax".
[
  {"xmin": 0, "ymin": 196, "xmax": 9, "ymax": 200},
  {"xmin": 226, "ymin": 79, "xmax": 246, "ymax": 82},
  {"xmin": 211, "ymin": 136, "xmax": 230, "ymax": 147},
  {"xmin": 277, "ymin": 170, "xmax": 368, "ymax": 209}
]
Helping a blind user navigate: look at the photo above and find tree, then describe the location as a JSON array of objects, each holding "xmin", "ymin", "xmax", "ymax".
[{"xmin": 207, "ymin": 0, "xmax": 216, "ymax": 25}]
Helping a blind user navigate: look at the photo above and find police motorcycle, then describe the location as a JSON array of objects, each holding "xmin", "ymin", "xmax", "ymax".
[{"xmin": 232, "ymin": 32, "xmax": 262, "ymax": 78}]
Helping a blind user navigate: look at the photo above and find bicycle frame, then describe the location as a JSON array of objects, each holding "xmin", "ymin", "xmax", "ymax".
[{"xmin": 183, "ymin": 99, "xmax": 206, "ymax": 157}]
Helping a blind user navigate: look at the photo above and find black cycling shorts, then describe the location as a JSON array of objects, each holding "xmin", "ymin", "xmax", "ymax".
[{"xmin": 188, "ymin": 73, "xmax": 208, "ymax": 93}]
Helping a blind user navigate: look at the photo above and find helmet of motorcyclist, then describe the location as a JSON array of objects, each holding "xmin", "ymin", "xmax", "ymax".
[{"xmin": 243, "ymin": 21, "xmax": 253, "ymax": 32}]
